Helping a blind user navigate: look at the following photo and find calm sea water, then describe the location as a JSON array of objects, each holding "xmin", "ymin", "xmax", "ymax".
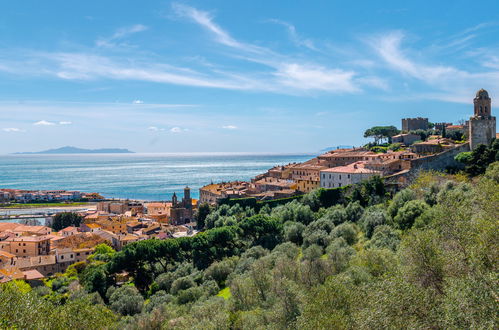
[{"xmin": 0, "ymin": 153, "xmax": 313, "ymax": 201}]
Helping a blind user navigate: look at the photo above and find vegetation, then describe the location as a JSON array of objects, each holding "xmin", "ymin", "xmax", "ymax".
[
  {"xmin": 0, "ymin": 202, "xmax": 91, "ymax": 209},
  {"xmin": 1, "ymin": 163, "xmax": 498, "ymax": 329},
  {"xmin": 51, "ymin": 212, "xmax": 84, "ymax": 231},
  {"xmin": 363, "ymin": 125, "xmax": 400, "ymax": 144},
  {"xmin": 455, "ymin": 139, "xmax": 499, "ymax": 176}
]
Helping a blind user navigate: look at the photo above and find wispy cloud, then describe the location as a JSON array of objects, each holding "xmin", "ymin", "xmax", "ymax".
[
  {"xmin": 222, "ymin": 125, "xmax": 238, "ymax": 130},
  {"xmin": 148, "ymin": 126, "xmax": 165, "ymax": 131},
  {"xmin": 368, "ymin": 30, "xmax": 499, "ymax": 103},
  {"xmin": 269, "ymin": 19, "xmax": 317, "ymax": 51},
  {"xmin": 2, "ymin": 127, "xmax": 25, "ymax": 132},
  {"xmin": 96, "ymin": 24, "xmax": 148, "ymax": 48},
  {"xmin": 34, "ymin": 120, "xmax": 56, "ymax": 126},
  {"xmin": 172, "ymin": 3, "xmax": 265, "ymax": 54},
  {"xmin": 59, "ymin": 121, "xmax": 72, "ymax": 125},
  {"xmin": 132, "ymin": 99, "xmax": 144, "ymax": 104},
  {"xmin": 170, "ymin": 126, "xmax": 188, "ymax": 133}
]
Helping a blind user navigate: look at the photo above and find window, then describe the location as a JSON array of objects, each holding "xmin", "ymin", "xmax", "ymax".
[
  {"xmin": 347, "ymin": 174, "xmax": 350, "ymax": 179},
  {"xmin": 76, "ymin": 253, "xmax": 80, "ymax": 256},
  {"xmin": 339, "ymin": 183, "xmax": 342, "ymax": 187},
  {"xmin": 329, "ymin": 174, "xmax": 331, "ymax": 179},
  {"xmin": 23, "ymin": 249, "xmax": 26, "ymax": 253},
  {"xmin": 23, "ymin": 243, "xmax": 26, "ymax": 246},
  {"xmin": 71, "ymin": 254, "xmax": 74, "ymax": 258},
  {"xmin": 61, "ymin": 255, "xmax": 64, "ymax": 259},
  {"xmin": 339, "ymin": 175, "xmax": 342, "ymax": 180},
  {"xmin": 15, "ymin": 249, "xmax": 18, "ymax": 253}
]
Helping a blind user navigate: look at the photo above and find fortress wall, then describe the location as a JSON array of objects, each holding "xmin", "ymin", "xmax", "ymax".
[{"xmin": 409, "ymin": 143, "xmax": 470, "ymax": 171}]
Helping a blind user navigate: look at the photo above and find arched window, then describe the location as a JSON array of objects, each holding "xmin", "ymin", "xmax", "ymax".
[
  {"xmin": 485, "ymin": 106, "xmax": 488, "ymax": 113},
  {"xmin": 480, "ymin": 106, "xmax": 483, "ymax": 113}
]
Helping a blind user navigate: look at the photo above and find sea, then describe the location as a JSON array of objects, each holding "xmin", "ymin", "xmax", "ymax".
[{"xmin": 0, "ymin": 153, "xmax": 314, "ymax": 201}]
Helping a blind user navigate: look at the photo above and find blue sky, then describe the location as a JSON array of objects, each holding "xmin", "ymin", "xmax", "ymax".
[{"xmin": 1, "ymin": 0, "xmax": 499, "ymax": 153}]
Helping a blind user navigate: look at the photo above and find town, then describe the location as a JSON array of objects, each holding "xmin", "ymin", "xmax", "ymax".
[{"xmin": 0, "ymin": 88, "xmax": 496, "ymax": 283}]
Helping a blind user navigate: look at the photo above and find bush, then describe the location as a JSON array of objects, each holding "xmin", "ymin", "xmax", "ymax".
[
  {"xmin": 366, "ymin": 225, "xmax": 400, "ymax": 251},
  {"xmin": 284, "ymin": 221, "xmax": 306, "ymax": 245},
  {"xmin": 326, "ymin": 238, "xmax": 356, "ymax": 273},
  {"xmin": 330, "ymin": 223, "xmax": 358, "ymax": 245},
  {"xmin": 170, "ymin": 276, "xmax": 196, "ymax": 295},
  {"xmin": 108, "ymin": 285, "xmax": 144, "ymax": 316},
  {"xmin": 360, "ymin": 206, "xmax": 389, "ymax": 238},
  {"xmin": 393, "ymin": 200, "xmax": 429, "ymax": 230}
]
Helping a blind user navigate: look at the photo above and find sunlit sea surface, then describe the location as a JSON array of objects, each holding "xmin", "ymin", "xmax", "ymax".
[{"xmin": 0, "ymin": 153, "xmax": 314, "ymax": 201}]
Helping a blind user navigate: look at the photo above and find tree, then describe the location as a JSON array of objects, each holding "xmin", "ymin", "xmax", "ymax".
[
  {"xmin": 457, "ymin": 139, "xmax": 499, "ymax": 176},
  {"xmin": 393, "ymin": 200, "xmax": 429, "ymax": 230},
  {"xmin": 364, "ymin": 126, "xmax": 400, "ymax": 145},
  {"xmin": 195, "ymin": 203, "xmax": 211, "ymax": 230},
  {"xmin": 108, "ymin": 285, "xmax": 144, "ymax": 316},
  {"xmin": 51, "ymin": 212, "xmax": 83, "ymax": 231}
]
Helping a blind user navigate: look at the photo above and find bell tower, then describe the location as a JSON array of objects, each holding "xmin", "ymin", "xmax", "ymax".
[
  {"xmin": 473, "ymin": 89, "xmax": 492, "ymax": 117},
  {"xmin": 469, "ymin": 89, "xmax": 496, "ymax": 150}
]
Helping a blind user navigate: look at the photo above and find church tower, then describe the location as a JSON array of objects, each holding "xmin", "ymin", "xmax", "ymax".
[
  {"xmin": 172, "ymin": 192, "xmax": 178, "ymax": 206},
  {"xmin": 469, "ymin": 89, "xmax": 496, "ymax": 150},
  {"xmin": 183, "ymin": 186, "xmax": 192, "ymax": 210}
]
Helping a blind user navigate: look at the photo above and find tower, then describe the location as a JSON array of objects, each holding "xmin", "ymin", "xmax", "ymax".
[
  {"xmin": 172, "ymin": 192, "xmax": 178, "ymax": 206},
  {"xmin": 469, "ymin": 89, "xmax": 496, "ymax": 150},
  {"xmin": 183, "ymin": 186, "xmax": 192, "ymax": 210}
]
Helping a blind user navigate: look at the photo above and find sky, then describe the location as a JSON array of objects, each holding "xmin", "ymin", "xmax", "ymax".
[{"xmin": 1, "ymin": 0, "xmax": 499, "ymax": 154}]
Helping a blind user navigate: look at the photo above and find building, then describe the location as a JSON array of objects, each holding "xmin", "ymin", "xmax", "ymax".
[
  {"xmin": 402, "ymin": 117, "xmax": 429, "ymax": 132},
  {"xmin": 199, "ymin": 181, "xmax": 253, "ymax": 205},
  {"xmin": 391, "ymin": 133, "xmax": 421, "ymax": 146},
  {"xmin": 469, "ymin": 89, "xmax": 496, "ymax": 150},
  {"xmin": 97, "ymin": 201, "xmax": 144, "ymax": 215},
  {"xmin": 170, "ymin": 187, "xmax": 193, "ymax": 225},
  {"xmin": 0, "ymin": 236, "xmax": 51, "ymax": 257},
  {"xmin": 320, "ymin": 162, "xmax": 381, "ymax": 189},
  {"xmin": 60, "ymin": 226, "xmax": 78, "ymax": 237}
]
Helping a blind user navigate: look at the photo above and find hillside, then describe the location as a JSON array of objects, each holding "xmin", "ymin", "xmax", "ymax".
[
  {"xmin": 15, "ymin": 146, "xmax": 134, "ymax": 154},
  {"xmin": 1, "ymin": 161, "xmax": 497, "ymax": 328}
]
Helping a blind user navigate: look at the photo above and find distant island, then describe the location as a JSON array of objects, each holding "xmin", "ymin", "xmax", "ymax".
[
  {"xmin": 15, "ymin": 146, "xmax": 134, "ymax": 154},
  {"xmin": 320, "ymin": 145, "xmax": 354, "ymax": 152}
]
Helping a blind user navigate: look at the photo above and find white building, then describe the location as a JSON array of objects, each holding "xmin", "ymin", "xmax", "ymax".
[{"xmin": 320, "ymin": 162, "xmax": 381, "ymax": 189}]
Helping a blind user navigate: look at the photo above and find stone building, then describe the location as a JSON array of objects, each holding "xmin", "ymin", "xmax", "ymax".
[
  {"xmin": 402, "ymin": 117, "xmax": 429, "ymax": 132},
  {"xmin": 170, "ymin": 187, "xmax": 193, "ymax": 225},
  {"xmin": 469, "ymin": 89, "xmax": 496, "ymax": 150}
]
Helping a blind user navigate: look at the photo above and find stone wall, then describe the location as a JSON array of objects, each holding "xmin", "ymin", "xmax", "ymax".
[
  {"xmin": 409, "ymin": 143, "xmax": 470, "ymax": 171},
  {"xmin": 385, "ymin": 143, "xmax": 470, "ymax": 189},
  {"xmin": 469, "ymin": 117, "xmax": 496, "ymax": 150}
]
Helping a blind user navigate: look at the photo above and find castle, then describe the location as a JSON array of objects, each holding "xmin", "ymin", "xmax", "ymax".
[{"xmin": 469, "ymin": 89, "xmax": 496, "ymax": 150}]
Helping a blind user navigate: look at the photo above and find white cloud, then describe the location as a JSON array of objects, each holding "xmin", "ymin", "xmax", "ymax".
[
  {"xmin": 172, "ymin": 3, "xmax": 264, "ymax": 54},
  {"xmin": 148, "ymin": 126, "xmax": 165, "ymax": 131},
  {"xmin": 222, "ymin": 125, "xmax": 238, "ymax": 130},
  {"xmin": 275, "ymin": 63, "xmax": 358, "ymax": 93},
  {"xmin": 59, "ymin": 121, "xmax": 72, "ymax": 125},
  {"xmin": 170, "ymin": 127, "xmax": 188, "ymax": 133},
  {"xmin": 369, "ymin": 31, "xmax": 459, "ymax": 83},
  {"xmin": 96, "ymin": 24, "xmax": 148, "ymax": 48},
  {"xmin": 132, "ymin": 100, "xmax": 144, "ymax": 104},
  {"xmin": 34, "ymin": 120, "xmax": 55, "ymax": 126},
  {"xmin": 269, "ymin": 19, "xmax": 317, "ymax": 51},
  {"xmin": 2, "ymin": 127, "xmax": 25, "ymax": 132}
]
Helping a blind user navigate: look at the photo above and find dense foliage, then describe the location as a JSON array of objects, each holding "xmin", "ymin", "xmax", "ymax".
[
  {"xmin": 2, "ymin": 165, "xmax": 498, "ymax": 329},
  {"xmin": 51, "ymin": 212, "xmax": 83, "ymax": 231},
  {"xmin": 456, "ymin": 139, "xmax": 499, "ymax": 176}
]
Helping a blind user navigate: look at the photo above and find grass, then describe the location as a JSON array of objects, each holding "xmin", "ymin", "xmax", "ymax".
[
  {"xmin": 0, "ymin": 202, "xmax": 92, "ymax": 209},
  {"xmin": 216, "ymin": 287, "xmax": 231, "ymax": 300}
]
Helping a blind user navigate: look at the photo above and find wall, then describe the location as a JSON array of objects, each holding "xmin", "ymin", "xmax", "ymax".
[
  {"xmin": 469, "ymin": 117, "xmax": 496, "ymax": 150},
  {"xmin": 409, "ymin": 143, "xmax": 469, "ymax": 171}
]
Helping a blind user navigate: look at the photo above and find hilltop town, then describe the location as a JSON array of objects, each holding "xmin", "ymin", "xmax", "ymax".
[{"xmin": 0, "ymin": 89, "xmax": 496, "ymax": 283}]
